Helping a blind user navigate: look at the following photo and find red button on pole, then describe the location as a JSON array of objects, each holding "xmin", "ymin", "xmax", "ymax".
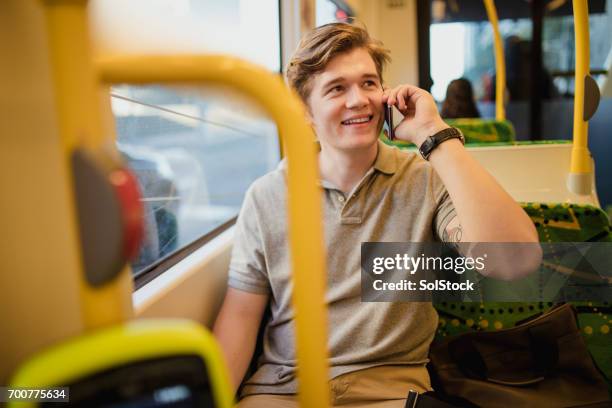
[{"xmin": 109, "ymin": 168, "xmax": 144, "ymax": 261}]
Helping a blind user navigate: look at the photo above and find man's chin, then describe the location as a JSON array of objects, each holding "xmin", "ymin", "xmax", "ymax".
[{"xmin": 339, "ymin": 136, "xmax": 379, "ymax": 151}]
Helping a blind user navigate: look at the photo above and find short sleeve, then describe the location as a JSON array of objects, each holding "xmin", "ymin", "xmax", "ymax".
[
  {"xmin": 431, "ymin": 173, "xmax": 457, "ymax": 242},
  {"xmin": 228, "ymin": 186, "xmax": 271, "ymax": 294}
]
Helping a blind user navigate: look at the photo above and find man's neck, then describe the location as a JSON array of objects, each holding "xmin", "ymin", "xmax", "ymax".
[{"xmin": 319, "ymin": 142, "xmax": 378, "ymax": 195}]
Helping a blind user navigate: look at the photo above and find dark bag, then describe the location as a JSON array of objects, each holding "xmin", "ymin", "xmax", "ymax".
[{"xmin": 429, "ymin": 303, "xmax": 611, "ymax": 408}]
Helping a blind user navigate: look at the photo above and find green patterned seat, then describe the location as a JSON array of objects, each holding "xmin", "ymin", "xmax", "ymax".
[
  {"xmin": 444, "ymin": 118, "xmax": 516, "ymax": 143},
  {"xmin": 381, "ymin": 118, "xmax": 515, "ymax": 149},
  {"xmin": 381, "ymin": 134, "xmax": 570, "ymax": 149},
  {"xmin": 433, "ymin": 203, "xmax": 612, "ymax": 388},
  {"xmin": 521, "ymin": 202, "xmax": 612, "ymax": 243}
]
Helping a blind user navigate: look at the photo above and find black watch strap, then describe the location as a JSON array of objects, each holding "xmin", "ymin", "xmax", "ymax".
[{"xmin": 418, "ymin": 127, "xmax": 464, "ymax": 160}]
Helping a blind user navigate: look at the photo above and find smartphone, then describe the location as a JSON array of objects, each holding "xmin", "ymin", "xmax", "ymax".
[{"xmin": 383, "ymin": 102, "xmax": 395, "ymax": 141}]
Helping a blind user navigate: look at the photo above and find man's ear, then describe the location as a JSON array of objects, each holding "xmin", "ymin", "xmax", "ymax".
[
  {"xmin": 302, "ymin": 103, "xmax": 319, "ymax": 141},
  {"xmin": 305, "ymin": 110, "xmax": 314, "ymax": 126},
  {"xmin": 304, "ymin": 102, "xmax": 315, "ymax": 126}
]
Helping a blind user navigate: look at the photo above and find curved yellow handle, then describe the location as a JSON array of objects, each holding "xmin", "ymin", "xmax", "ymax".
[
  {"xmin": 97, "ymin": 56, "xmax": 331, "ymax": 406},
  {"xmin": 483, "ymin": 0, "xmax": 506, "ymax": 121}
]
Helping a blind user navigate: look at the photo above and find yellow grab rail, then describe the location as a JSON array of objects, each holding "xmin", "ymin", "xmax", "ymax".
[
  {"xmin": 483, "ymin": 0, "xmax": 506, "ymax": 121},
  {"xmin": 44, "ymin": 0, "xmax": 134, "ymax": 330},
  {"xmin": 97, "ymin": 55, "xmax": 331, "ymax": 407},
  {"xmin": 568, "ymin": 0, "xmax": 594, "ymax": 195}
]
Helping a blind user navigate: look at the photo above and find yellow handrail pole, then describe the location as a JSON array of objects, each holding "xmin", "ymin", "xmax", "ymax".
[
  {"xmin": 97, "ymin": 56, "xmax": 331, "ymax": 408},
  {"xmin": 43, "ymin": 0, "xmax": 134, "ymax": 330},
  {"xmin": 483, "ymin": 0, "xmax": 506, "ymax": 120},
  {"xmin": 568, "ymin": 0, "xmax": 593, "ymax": 195}
]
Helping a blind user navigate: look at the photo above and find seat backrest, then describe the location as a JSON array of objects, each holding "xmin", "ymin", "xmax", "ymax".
[
  {"xmin": 444, "ymin": 118, "xmax": 516, "ymax": 144},
  {"xmin": 380, "ymin": 118, "xmax": 516, "ymax": 148},
  {"xmin": 521, "ymin": 202, "xmax": 612, "ymax": 243}
]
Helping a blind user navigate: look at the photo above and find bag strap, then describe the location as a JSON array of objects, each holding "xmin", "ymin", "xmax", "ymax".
[
  {"xmin": 404, "ymin": 390, "xmax": 467, "ymax": 408},
  {"xmin": 448, "ymin": 322, "xmax": 559, "ymax": 386}
]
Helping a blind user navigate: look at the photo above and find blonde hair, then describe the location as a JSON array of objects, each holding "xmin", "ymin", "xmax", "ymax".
[{"xmin": 285, "ymin": 23, "xmax": 391, "ymax": 104}]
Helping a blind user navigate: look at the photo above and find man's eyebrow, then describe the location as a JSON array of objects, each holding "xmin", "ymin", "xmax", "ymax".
[
  {"xmin": 320, "ymin": 73, "xmax": 380, "ymax": 90},
  {"xmin": 321, "ymin": 76, "xmax": 346, "ymax": 90},
  {"xmin": 362, "ymin": 73, "xmax": 379, "ymax": 80}
]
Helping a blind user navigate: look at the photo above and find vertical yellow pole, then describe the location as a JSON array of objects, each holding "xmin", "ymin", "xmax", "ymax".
[
  {"xmin": 483, "ymin": 0, "xmax": 506, "ymax": 121},
  {"xmin": 567, "ymin": 0, "xmax": 593, "ymax": 195},
  {"xmin": 43, "ymin": 0, "xmax": 133, "ymax": 329}
]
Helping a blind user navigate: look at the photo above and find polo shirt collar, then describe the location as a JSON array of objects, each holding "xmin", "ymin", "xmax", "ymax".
[
  {"xmin": 372, "ymin": 139, "xmax": 398, "ymax": 175},
  {"xmin": 276, "ymin": 139, "xmax": 398, "ymax": 179}
]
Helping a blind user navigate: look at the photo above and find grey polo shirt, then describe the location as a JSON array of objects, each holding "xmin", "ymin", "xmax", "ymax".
[{"xmin": 228, "ymin": 140, "xmax": 457, "ymax": 396}]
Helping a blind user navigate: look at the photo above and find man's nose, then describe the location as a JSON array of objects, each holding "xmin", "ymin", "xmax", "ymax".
[{"xmin": 345, "ymin": 86, "xmax": 368, "ymax": 109}]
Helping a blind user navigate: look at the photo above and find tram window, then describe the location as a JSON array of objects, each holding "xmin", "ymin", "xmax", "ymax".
[
  {"xmin": 90, "ymin": 0, "xmax": 280, "ymax": 73},
  {"xmin": 429, "ymin": 3, "xmax": 610, "ymax": 117},
  {"xmin": 90, "ymin": 0, "xmax": 283, "ymax": 275},
  {"xmin": 543, "ymin": 14, "xmax": 611, "ymax": 96},
  {"xmin": 430, "ymin": 18, "xmax": 532, "ymax": 102},
  {"xmin": 112, "ymin": 86, "xmax": 280, "ymax": 275}
]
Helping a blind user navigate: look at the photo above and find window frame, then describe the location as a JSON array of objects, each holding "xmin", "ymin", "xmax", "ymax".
[{"xmin": 133, "ymin": 216, "xmax": 237, "ymax": 290}]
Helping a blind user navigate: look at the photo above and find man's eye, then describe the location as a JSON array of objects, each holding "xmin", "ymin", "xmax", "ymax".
[{"xmin": 329, "ymin": 85, "xmax": 344, "ymax": 94}]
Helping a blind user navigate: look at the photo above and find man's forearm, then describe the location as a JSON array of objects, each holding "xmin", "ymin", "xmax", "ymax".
[
  {"xmin": 213, "ymin": 288, "xmax": 269, "ymax": 392},
  {"xmin": 427, "ymin": 136, "xmax": 538, "ymax": 243},
  {"xmin": 214, "ymin": 316, "xmax": 256, "ymax": 392}
]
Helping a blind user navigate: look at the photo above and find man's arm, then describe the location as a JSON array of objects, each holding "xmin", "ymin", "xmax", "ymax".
[
  {"xmin": 428, "ymin": 136, "xmax": 537, "ymax": 244},
  {"xmin": 213, "ymin": 287, "xmax": 269, "ymax": 392},
  {"xmin": 426, "ymin": 135, "xmax": 542, "ymax": 280},
  {"xmin": 384, "ymin": 84, "xmax": 538, "ymax": 244},
  {"xmin": 384, "ymin": 85, "xmax": 541, "ymax": 279}
]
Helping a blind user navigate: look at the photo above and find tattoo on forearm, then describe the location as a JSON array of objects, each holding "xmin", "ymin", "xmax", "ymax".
[{"xmin": 444, "ymin": 224, "xmax": 463, "ymax": 244}]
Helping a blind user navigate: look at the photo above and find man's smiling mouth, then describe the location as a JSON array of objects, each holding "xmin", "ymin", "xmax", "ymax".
[{"xmin": 341, "ymin": 115, "xmax": 373, "ymax": 125}]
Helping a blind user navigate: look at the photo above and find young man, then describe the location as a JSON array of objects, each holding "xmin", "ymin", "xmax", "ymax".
[{"xmin": 214, "ymin": 23, "xmax": 538, "ymax": 407}]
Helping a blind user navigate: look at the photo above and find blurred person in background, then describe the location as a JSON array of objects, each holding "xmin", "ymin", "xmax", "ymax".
[{"xmin": 441, "ymin": 78, "xmax": 481, "ymax": 119}]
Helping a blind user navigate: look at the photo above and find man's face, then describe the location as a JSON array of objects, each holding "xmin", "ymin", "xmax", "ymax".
[{"xmin": 306, "ymin": 47, "xmax": 384, "ymax": 153}]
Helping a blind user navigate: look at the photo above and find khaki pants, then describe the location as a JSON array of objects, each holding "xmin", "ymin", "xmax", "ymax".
[{"xmin": 237, "ymin": 365, "xmax": 431, "ymax": 407}]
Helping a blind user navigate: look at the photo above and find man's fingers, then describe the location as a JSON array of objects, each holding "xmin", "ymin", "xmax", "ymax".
[
  {"xmin": 398, "ymin": 86, "xmax": 411, "ymax": 110},
  {"xmin": 388, "ymin": 85, "xmax": 407, "ymax": 107},
  {"xmin": 412, "ymin": 87, "xmax": 435, "ymax": 106},
  {"xmin": 386, "ymin": 84, "xmax": 432, "ymax": 111},
  {"xmin": 399, "ymin": 91, "xmax": 417, "ymax": 115},
  {"xmin": 402, "ymin": 84, "xmax": 429, "ymax": 104},
  {"xmin": 398, "ymin": 85, "xmax": 422, "ymax": 110},
  {"xmin": 387, "ymin": 86, "xmax": 400, "ymax": 105}
]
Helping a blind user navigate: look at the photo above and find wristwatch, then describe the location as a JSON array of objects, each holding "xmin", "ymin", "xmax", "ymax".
[{"xmin": 418, "ymin": 127, "xmax": 465, "ymax": 160}]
